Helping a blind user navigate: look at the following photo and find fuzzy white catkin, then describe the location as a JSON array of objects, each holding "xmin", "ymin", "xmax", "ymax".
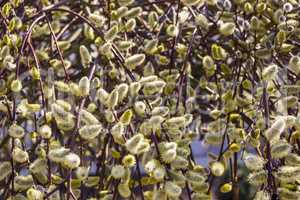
[
  {"xmin": 104, "ymin": 25, "xmax": 118, "ymax": 41},
  {"xmin": 111, "ymin": 165, "xmax": 126, "ymax": 179},
  {"xmin": 219, "ymin": 22, "xmax": 236, "ymax": 36},
  {"xmin": 27, "ymin": 188, "xmax": 44, "ymax": 200},
  {"xmin": 8, "ymin": 124, "xmax": 25, "ymax": 138},
  {"xmin": 262, "ymin": 64, "xmax": 278, "ymax": 81},
  {"xmin": 63, "ymin": 153, "xmax": 80, "ymax": 169},
  {"xmin": 79, "ymin": 109, "xmax": 99, "ymax": 125},
  {"xmin": 14, "ymin": 175, "xmax": 34, "ymax": 191},
  {"xmin": 48, "ymin": 147, "xmax": 71, "ymax": 163},
  {"xmin": 29, "ymin": 158, "xmax": 47, "ymax": 174},
  {"xmin": 117, "ymin": 83, "xmax": 129, "ymax": 103},
  {"xmin": 129, "ymin": 82, "xmax": 141, "ymax": 96},
  {"xmin": 38, "ymin": 124, "xmax": 52, "ymax": 139},
  {"xmin": 107, "ymin": 88, "xmax": 119, "ymax": 109},
  {"xmin": 0, "ymin": 161, "xmax": 12, "ymax": 181},
  {"xmin": 78, "ymin": 76, "xmax": 90, "ymax": 96},
  {"xmin": 79, "ymin": 124, "xmax": 102, "ymax": 140},
  {"xmin": 124, "ymin": 54, "xmax": 146, "ymax": 70},
  {"xmin": 80, "ymin": 45, "xmax": 92, "ymax": 67},
  {"xmin": 243, "ymin": 153, "xmax": 265, "ymax": 171},
  {"xmin": 10, "ymin": 79, "xmax": 22, "ymax": 92},
  {"xmin": 144, "ymin": 39, "xmax": 158, "ymax": 54},
  {"xmin": 13, "ymin": 147, "xmax": 29, "ymax": 163},
  {"xmin": 89, "ymin": 13, "xmax": 106, "ymax": 27},
  {"xmin": 264, "ymin": 118, "xmax": 286, "ymax": 142},
  {"xmin": 96, "ymin": 88, "xmax": 109, "ymax": 105},
  {"xmin": 165, "ymin": 181, "xmax": 182, "ymax": 197},
  {"xmin": 134, "ymin": 101, "xmax": 146, "ymax": 116},
  {"xmin": 211, "ymin": 161, "xmax": 225, "ymax": 176},
  {"xmin": 76, "ymin": 166, "xmax": 89, "ymax": 180}
]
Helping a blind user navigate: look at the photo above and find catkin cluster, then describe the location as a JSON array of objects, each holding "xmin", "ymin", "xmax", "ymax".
[{"xmin": 0, "ymin": 0, "xmax": 300, "ymax": 199}]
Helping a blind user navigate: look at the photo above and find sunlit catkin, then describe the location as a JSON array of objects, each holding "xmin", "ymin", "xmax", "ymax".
[
  {"xmin": 38, "ymin": 124, "xmax": 52, "ymax": 139},
  {"xmin": 8, "ymin": 124, "xmax": 25, "ymax": 138},
  {"xmin": 125, "ymin": 54, "xmax": 146, "ymax": 70},
  {"xmin": 78, "ymin": 76, "xmax": 90, "ymax": 96},
  {"xmin": 79, "ymin": 45, "xmax": 92, "ymax": 67},
  {"xmin": 79, "ymin": 109, "xmax": 99, "ymax": 125},
  {"xmin": 79, "ymin": 124, "xmax": 102, "ymax": 140},
  {"xmin": 210, "ymin": 161, "xmax": 225, "ymax": 176},
  {"xmin": 107, "ymin": 88, "xmax": 119, "ymax": 109},
  {"xmin": 63, "ymin": 153, "xmax": 80, "ymax": 169},
  {"xmin": 264, "ymin": 118, "xmax": 286, "ymax": 142},
  {"xmin": 243, "ymin": 153, "xmax": 265, "ymax": 171},
  {"xmin": 10, "ymin": 79, "xmax": 22, "ymax": 92},
  {"xmin": 111, "ymin": 165, "xmax": 126, "ymax": 179},
  {"xmin": 120, "ymin": 109, "xmax": 133, "ymax": 125},
  {"xmin": 27, "ymin": 188, "xmax": 44, "ymax": 200},
  {"xmin": 165, "ymin": 181, "xmax": 182, "ymax": 198}
]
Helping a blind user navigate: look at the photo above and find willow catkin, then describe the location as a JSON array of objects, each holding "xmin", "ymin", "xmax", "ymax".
[
  {"xmin": 120, "ymin": 109, "xmax": 133, "ymax": 125},
  {"xmin": 63, "ymin": 153, "xmax": 80, "ymax": 169},
  {"xmin": 89, "ymin": 13, "xmax": 106, "ymax": 27},
  {"xmin": 79, "ymin": 45, "xmax": 92, "ymax": 67},
  {"xmin": 78, "ymin": 76, "xmax": 90, "ymax": 96},
  {"xmin": 14, "ymin": 175, "xmax": 34, "ymax": 191},
  {"xmin": 220, "ymin": 183, "xmax": 232, "ymax": 193},
  {"xmin": 264, "ymin": 118, "xmax": 286, "ymax": 142},
  {"xmin": 248, "ymin": 170, "xmax": 268, "ymax": 186},
  {"xmin": 96, "ymin": 88, "xmax": 109, "ymax": 105},
  {"xmin": 111, "ymin": 122, "xmax": 125, "ymax": 144},
  {"xmin": 125, "ymin": 7, "xmax": 142, "ymax": 18},
  {"xmin": 270, "ymin": 141, "xmax": 291, "ymax": 159},
  {"xmin": 10, "ymin": 79, "xmax": 22, "ymax": 92},
  {"xmin": 107, "ymin": 88, "xmax": 119, "ymax": 109},
  {"xmin": 144, "ymin": 39, "xmax": 158, "ymax": 54},
  {"xmin": 122, "ymin": 154, "xmax": 136, "ymax": 167},
  {"xmin": 210, "ymin": 161, "xmax": 225, "ymax": 176},
  {"xmin": 104, "ymin": 25, "xmax": 118, "ymax": 41},
  {"xmin": 125, "ymin": 54, "xmax": 146, "ymax": 70},
  {"xmin": 79, "ymin": 109, "xmax": 99, "ymax": 125},
  {"xmin": 27, "ymin": 188, "xmax": 44, "ymax": 200},
  {"xmin": 243, "ymin": 153, "xmax": 265, "ymax": 171},
  {"xmin": 133, "ymin": 101, "xmax": 146, "ymax": 116},
  {"xmin": 276, "ymin": 166, "xmax": 300, "ymax": 182},
  {"xmin": 29, "ymin": 158, "xmax": 47, "ymax": 174},
  {"xmin": 118, "ymin": 0, "xmax": 134, "ymax": 6},
  {"xmin": 125, "ymin": 19, "xmax": 136, "ymax": 32},
  {"xmin": 8, "ymin": 124, "xmax": 25, "ymax": 138},
  {"xmin": 79, "ymin": 124, "xmax": 102, "ymax": 140},
  {"xmin": 165, "ymin": 181, "xmax": 182, "ymax": 198},
  {"xmin": 262, "ymin": 64, "xmax": 278, "ymax": 81},
  {"xmin": 12, "ymin": 147, "xmax": 29, "ymax": 163},
  {"xmin": 118, "ymin": 183, "xmax": 131, "ymax": 198},
  {"xmin": 153, "ymin": 167, "xmax": 166, "ymax": 180},
  {"xmin": 117, "ymin": 83, "xmax": 129, "ymax": 103},
  {"xmin": 181, "ymin": 0, "xmax": 201, "ymax": 6},
  {"xmin": 219, "ymin": 22, "xmax": 236, "ymax": 36},
  {"xmin": 151, "ymin": 106, "xmax": 169, "ymax": 117},
  {"xmin": 166, "ymin": 24, "xmax": 178, "ymax": 37},
  {"xmin": 48, "ymin": 147, "xmax": 71, "ymax": 163},
  {"xmin": 111, "ymin": 165, "xmax": 126, "ymax": 179},
  {"xmin": 278, "ymin": 188, "xmax": 300, "ymax": 200},
  {"xmin": 0, "ymin": 161, "xmax": 12, "ymax": 181},
  {"xmin": 285, "ymin": 153, "xmax": 300, "ymax": 166},
  {"xmin": 76, "ymin": 166, "xmax": 90, "ymax": 180}
]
